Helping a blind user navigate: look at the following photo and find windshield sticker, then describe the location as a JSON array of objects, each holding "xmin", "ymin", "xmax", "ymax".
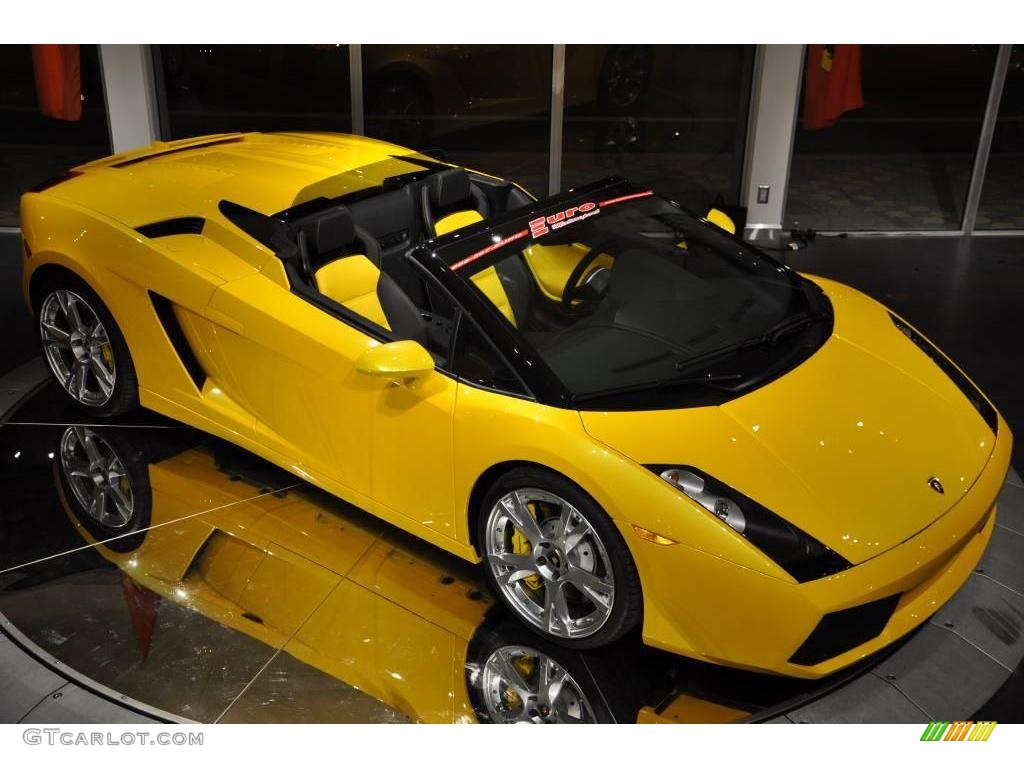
[
  {"xmin": 451, "ymin": 189, "xmax": 653, "ymax": 271},
  {"xmin": 450, "ymin": 228, "xmax": 530, "ymax": 271},
  {"xmin": 528, "ymin": 201, "xmax": 599, "ymax": 238},
  {"xmin": 597, "ymin": 190, "xmax": 654, "ymax": 208}
]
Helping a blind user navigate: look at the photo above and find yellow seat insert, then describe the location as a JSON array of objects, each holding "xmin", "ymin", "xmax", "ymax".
[{"xmin": 314, "ymin": 255, "xmax": 391, "ymax": 330}]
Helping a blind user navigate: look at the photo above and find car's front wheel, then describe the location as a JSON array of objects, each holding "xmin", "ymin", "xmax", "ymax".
[
  {"xmin": 477, "ymin": 467, "xmax": 642, "ymax": 649},
  {"xmin": 36, "ymin": 275, "xmax": 139, "ymax": 417}
]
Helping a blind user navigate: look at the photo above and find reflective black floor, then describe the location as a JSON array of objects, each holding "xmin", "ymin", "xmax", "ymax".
[
  {"xmin": 3, "ymin": 382, "xmax": 1024, "ymax": 723},
  {"xmin": 2, "ymin": 383, "xmax": 858, "ymax": 723}
]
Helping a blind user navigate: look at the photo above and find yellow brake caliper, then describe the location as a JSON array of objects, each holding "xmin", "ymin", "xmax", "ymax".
[
  {"xmin": 503, "ymin": 655, "xmax": 536, "ymax": 711},
  {"xmin": 511, "ymin": 527, "xmax": 544, "ymax": 592},
  {"xmin": 100, "ymin": 342, "xmax": 114, "ymax": 369}
]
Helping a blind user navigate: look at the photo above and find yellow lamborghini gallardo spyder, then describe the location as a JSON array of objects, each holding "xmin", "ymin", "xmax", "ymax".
[{"xmin": 19, "ymin": 131, "xmax": 1011, "ymax": 679}]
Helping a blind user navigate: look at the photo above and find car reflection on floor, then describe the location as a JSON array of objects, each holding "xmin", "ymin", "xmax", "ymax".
[{"xmin": 0, "ymin": 414, "xmax": 831, "ymax": 723}]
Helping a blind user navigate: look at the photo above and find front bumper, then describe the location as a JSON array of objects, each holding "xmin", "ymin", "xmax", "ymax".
[{"xmin": 626, "ymin": 414, "xmax": 1012, "ymax": 679}]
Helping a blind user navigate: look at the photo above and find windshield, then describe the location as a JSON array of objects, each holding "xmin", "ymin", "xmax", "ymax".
[{"xmin": 428, "ymin": 181, "xmax": 831, "ymax": 407}]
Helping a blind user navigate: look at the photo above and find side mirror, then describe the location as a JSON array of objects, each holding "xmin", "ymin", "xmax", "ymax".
[
  {"xmin": 705, "ymin": 208, "xmax": 737, "ymax": 235},
  {"xmin": 356, "ymin": 340, "xmax": 436, "ymax": 386}
]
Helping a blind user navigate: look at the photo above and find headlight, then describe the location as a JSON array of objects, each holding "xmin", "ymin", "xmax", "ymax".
[
  {"xmin": 889, "ymin": 312, "xmax": 997, "ymax": 434},
  {"xmin": 649, "ymin": 465, "xmax": 851, "ymax": 583}
]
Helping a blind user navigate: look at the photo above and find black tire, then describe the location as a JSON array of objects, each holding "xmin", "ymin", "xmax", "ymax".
[
  {"xmin": 476, "ymin": 466, "xmax": 642, "ymax": 650},
  {"xmin": 465, "ymin": 612, "xmax": 662, "ymax": 723},
  {"xmin": 35, "ymin": 273, "xmax": 139, "ymax": 417},
  {"xmin": 56, "ymin": 425, "xmax": 153, "ymax": 553},
  {"xmin": 465, "ymin": 614, "xmax": 610, "ymax": 723}
]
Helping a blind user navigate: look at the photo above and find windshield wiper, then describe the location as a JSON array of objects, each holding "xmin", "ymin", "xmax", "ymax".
[
  {"xmin": 672, "ymin": 310, "xmax": 829, "ymax": 375},
  {"xmin": 671, "ymin": 372, "xmax": 746, "ymax": 386},
  {"xmin": 753, "ymin": 310, "xmax": 830, "ymax": 346},
  {"xmin": 672, "ymin": 337, "xmax": 765, "ymax": 375},
  {"xmin": 570, "ymin": 371, "xmax": 745, "ymax": 404},
  {"xmin": 571, "ymin": 311, "xmax": 830, "ymax": 404}
]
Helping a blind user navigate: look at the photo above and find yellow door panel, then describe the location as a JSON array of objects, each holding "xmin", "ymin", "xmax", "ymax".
[
  {"xmin": 239, "ymin": 542, "xmax": 341, "ymax": 635},
  {"xmin": 287, "ymin": 580, "xmax": 457, "ymax": 723},
  {"xmin": 348, "ymin": 538, "xmax": 492, "ymax": 641},
  {"xmin": 205, "ymin": 273, "xmax": 379, "ymax": 506},
  {"xmin": 369, "ymin": 371, "xmax": 458, "ymax": 539},
  {"xmin": 249, "ymin": 487, "xmax": 385, "ymax": 577}
]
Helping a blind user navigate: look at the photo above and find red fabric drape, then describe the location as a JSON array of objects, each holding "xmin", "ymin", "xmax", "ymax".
[
  {"xmin": 802, "ymin": 44, "xmax": 863, "ymax": 130},
  {"xmin": 121, "ymin": 572, "xmax": 162, "ymax": 663},
  {"xmin": 32, "ymin": 44, "xmax": 82, "ymax": 121}
]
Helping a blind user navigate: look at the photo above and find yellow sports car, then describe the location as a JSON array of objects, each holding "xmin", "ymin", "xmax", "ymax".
[{"xmin": 19, "ymin": 131, "xmax": 1011, "ymax": 679}]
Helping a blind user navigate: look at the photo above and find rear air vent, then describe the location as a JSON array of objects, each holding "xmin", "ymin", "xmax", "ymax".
[
  {"xmin": 149, "ymin": 292, "xmax": 208, "ymax": 391},
  {"xmin": 136, "ymin": 217, "xmax": 206, "ymax": 239},
  {"xmin": 111, "ymin": 136, "xmax": 244, "ymax": 168}
]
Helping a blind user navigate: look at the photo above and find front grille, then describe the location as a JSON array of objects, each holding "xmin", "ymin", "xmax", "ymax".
[{"xmin": 789, "ymin": 594, "xmax": 902, "ymax": 666}]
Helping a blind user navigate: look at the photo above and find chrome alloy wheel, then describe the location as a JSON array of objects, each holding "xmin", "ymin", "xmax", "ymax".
[
  {"xmin": 484, "ymin": 488, "xmax": 615, "ymax": 639},
  {"xmin": 479, "ymin": 645, "xmax": 595, "ymax": 723},
  {"xmin": 39, "ymin": 289, "xmax": 116, "ymax": 406},
  {"xmin": 59, "ymin": 426, "xmax": 134, "ymax": 529}
]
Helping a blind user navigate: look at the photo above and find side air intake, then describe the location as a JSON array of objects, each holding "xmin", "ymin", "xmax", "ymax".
[
  {"xmin": 136, "ymin": 217, "xmax": 205, "ymax": 239},
  {"xmin": 789, "ymin": 594, "xmax": 901, "ymax": 666},
  {"xmin": 149, "ymin": 292, "xmax": 208, "ymax": 391}
]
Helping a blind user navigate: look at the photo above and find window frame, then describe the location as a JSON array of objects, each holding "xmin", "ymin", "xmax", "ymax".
[{"xmin": 410, "ymin": 258, "xmax": 535, "ymax": 401}]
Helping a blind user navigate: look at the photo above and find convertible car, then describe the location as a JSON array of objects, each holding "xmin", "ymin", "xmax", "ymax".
[{"xmin": 19, "ymin": 131, "xmax": 1011, "ymax": 678}]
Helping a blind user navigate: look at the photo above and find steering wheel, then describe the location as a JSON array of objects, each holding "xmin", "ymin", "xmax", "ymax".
[{"xmin": 561, "ymin": 249, "xmax": 606, "ymax": 313}]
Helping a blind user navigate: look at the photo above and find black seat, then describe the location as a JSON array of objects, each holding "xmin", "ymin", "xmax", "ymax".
[
  {"xmin": 297, "ymin": 206, "xmax": 426, "ymax": 344},
  {"xmin": 420, "ymin": 168, "xmax": 490, "ymax": 235},
  {"xmin": 417, "ymin": 169, "xmax": 538, "ymax": 327},
  {"xmin": 348, "ymin": 187, "xmax": 426, "ymax": 308}
]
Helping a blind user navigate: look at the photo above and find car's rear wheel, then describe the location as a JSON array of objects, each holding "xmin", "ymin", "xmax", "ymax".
[
  {"xmin": 477, "ymin": 467, "xmax": 642, "ymax": 649},
  {"xmin": 57, "ymin": 425, "xmax": 152, "ymax": 552},
  {"xmin": 36, "ymin": 276, "xmax": 139, "ymax": 416}
]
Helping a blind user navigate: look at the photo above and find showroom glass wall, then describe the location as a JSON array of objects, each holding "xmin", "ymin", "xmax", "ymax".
[
  {"xmin": 5, "ymin": 45, "xmax": 1020, "ymax": 235},
  {"xmin": 359, "ymin": 44, "xmax": 553, "ymax": 195},
  {"xmin": 976, "ymin": 45, "xmax": 1023, "ymax": 230},
  {"xmin": 154, "ymin": 45, "xmax": 352, "ymax": 138},
  {"xmin": 561, "ymin": 45, "xmax": 754, "ymax": 213},
  {"xmin": 148, "ymin": 44, "xmax": 754, "ymax": 209},
  {"xmin": 0, "ymin": 45, "xmax": 110, "ymax": 226},
  {"xmin": 784, "ymin": 45, "xmax": 1000, "ymax": 232}
]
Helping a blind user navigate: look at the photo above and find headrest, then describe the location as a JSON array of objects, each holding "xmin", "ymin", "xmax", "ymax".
[
  {"xmin": 428, "ymin": 169, "xmax": 471, "ymax": 209},
  {"xmin": 306, "ymin": 207, "xmax": 355, "ymax": 255}
]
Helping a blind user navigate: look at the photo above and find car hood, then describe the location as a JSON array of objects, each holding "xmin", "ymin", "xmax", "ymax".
[{"xmin": 580, "ymin": 278, "xmax": 997, "ymax": 565}]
